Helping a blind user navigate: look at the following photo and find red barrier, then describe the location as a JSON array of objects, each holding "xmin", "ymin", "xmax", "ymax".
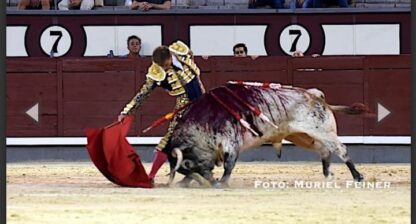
[{"xmin": 6, "ymin": 55, "xmax": 411, "ymax": 137}]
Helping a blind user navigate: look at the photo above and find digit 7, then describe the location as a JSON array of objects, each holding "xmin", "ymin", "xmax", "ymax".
[
  {"xmin": 289, "ymin": 29, "xmax": 301, "ymax": 52},
  {"xmin": 50, "ymin": 31, "xmax": 63, "ymax": 54}
]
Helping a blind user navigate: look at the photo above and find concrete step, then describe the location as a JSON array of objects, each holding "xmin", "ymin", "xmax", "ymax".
[
  {"xmin": 6, "ymin": 0, "xmax": 408, "ymax": 8},
  {"xmin": 365, "ymin": 0, "xmax": 397, "ymax": 3},
  {"xmin": 224, "ymin": 0, "xmax": 248, "ymax": 4},
  {"xmin": 395, "ymin": 2, "xmax": 410, "ymax": 7},
  {"xmin": 174, "ymin": 0, "xmax": 191, "ymax": 6},
  {"xmin": 197, "ymin": 4, "xmax": 248, "ymax": 8},
  {"xmin": 362, "ymin": 2, "xmax": 395, "ymax": 7}
]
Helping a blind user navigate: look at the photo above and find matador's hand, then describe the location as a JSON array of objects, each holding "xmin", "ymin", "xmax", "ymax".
[{"xmin": 118, "ymin": 114, "xmax": 127, "ymax": 122}]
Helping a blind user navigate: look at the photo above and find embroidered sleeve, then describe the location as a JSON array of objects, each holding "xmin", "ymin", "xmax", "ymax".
[{"xmin": 120, "ymin": 77, "xmax": 156, "ymax": 115}]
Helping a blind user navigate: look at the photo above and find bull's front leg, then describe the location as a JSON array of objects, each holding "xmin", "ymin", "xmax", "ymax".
[
  {"xmin": 218, "ymin": 151, "xmax": 239, "ymax": 188},
  {"xmin": 176, "ymin": 175, "xmax": 193, "ymax": 188},
  {"xmin": 201, "ymin": 169, "xmax": 218, "ymax": 186},
  {"xmin": 189, "ymin": 173, "xmax": 212, "ymax": 188}
]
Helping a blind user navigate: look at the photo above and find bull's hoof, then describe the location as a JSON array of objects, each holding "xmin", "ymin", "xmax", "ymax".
[
  {"xmin": 354, "ymin": 173, "xmax": 364, "ymax": 182},
  {"xmin": 212, "ymin": 182, "xmax": 227, "ymax": 189},
  {"xmin": 325, "ymin": 172, "xmax": 334, "ymax": 181},
  {"xmin": 212, "ymin": 182, "xmax": 221, "ymax": 188},
  {"xmin": 212, "ymin": 181, "xmax": 229, "ymax": 189}
]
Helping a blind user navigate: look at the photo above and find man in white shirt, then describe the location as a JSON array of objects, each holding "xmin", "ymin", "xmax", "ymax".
[{"xmin": 58, "ymin": 0, "xmax": 94, "ymax": 10}]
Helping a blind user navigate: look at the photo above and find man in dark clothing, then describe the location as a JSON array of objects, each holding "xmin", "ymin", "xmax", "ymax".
[
  {"xmin": 249, "ymin": 0, "xmax": 284, "ymax": 9},
  {"xmin": 303, "ymin": 0, "xmax": 348, "ymax": 8}
]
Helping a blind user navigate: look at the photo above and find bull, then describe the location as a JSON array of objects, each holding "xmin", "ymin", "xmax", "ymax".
[{"xmin": 166, "ymin": 83, "xmax": 369, "ymax": 187}]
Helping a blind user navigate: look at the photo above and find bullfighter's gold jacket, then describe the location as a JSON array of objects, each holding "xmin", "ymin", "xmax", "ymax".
[{"xmin": 120, "ymin": 41, "xmax": 204, "ymax": 116}]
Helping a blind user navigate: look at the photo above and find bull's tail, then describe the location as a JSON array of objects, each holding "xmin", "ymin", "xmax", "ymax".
[{"xmin": 329, "ymin": 103, "xmax": 373, "ymax": 116}]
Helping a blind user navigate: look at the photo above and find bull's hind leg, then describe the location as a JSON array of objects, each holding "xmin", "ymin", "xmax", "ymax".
[
  {"xmin": 272, "ymin": 142, "xmax": 283, "ymax": 159},
  {"xmin": 320, "ymin": 138, "xmax": 364, "ymax": 182},
  {"xmin": 285, "ymin": 133, "xmax": 334, "ymax": 180},
  {"xmin": 320, "ymin": 151, "xmax": 334, "ymax": 180}
]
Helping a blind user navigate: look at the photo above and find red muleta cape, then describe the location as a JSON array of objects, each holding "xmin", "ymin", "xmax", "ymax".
[{"xmin": 85, "ymin": 116, "xmax": 152, "ymax": 188}]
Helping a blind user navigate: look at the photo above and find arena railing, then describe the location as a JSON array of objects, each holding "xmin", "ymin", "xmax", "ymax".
[{"xmin": 6, "ymin": 4, "xmax": 410, "ymax": 14}]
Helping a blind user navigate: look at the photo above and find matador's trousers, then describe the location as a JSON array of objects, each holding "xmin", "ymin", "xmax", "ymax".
[{"xmin": 156, "ymin": 93, "xmax": 189, "ymax": 151}]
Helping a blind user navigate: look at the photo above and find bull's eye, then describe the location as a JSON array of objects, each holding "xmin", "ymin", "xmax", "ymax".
[{"xmin": 181, "ymin": 159, "xmax": 194, "ymax": 170}]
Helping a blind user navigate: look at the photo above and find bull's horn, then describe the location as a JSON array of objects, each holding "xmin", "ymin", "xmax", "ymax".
[{"xmin": 173, "ymin": 148, "xmax": 183, "ymax": 172}]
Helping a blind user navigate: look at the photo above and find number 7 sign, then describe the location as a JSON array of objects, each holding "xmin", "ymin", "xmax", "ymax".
[
  {"xmin": 40, "ymin": 25, "xmax": 72, "ymax": 57},
  {"xmin": 279, "ymin": 24, "xmax": 311, "ymax": 56}
]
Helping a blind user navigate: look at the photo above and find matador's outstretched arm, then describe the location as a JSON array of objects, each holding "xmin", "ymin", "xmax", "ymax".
[{"xmin": 120, "ymin": 78, "xmax": 156, "ymax": 115}]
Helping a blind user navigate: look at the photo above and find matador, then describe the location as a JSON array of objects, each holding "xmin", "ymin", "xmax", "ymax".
[{"xmin": 118, "ymin": 40, "xmax": 206, "ymax": 184}]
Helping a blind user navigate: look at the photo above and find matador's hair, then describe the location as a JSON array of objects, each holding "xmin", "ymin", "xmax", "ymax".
[{"xmin": 152, "ymin": 46, "xmax": 171, "ymax": 66}]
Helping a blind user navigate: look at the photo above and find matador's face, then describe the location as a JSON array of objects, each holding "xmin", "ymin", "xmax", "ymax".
[{"xmin": 160, "ymin": 55, "xmax": 173, "ymax": 71}]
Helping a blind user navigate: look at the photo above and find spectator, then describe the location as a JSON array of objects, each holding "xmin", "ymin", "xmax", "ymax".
[
  {"xmin": 292, "ymin": 50, "xmax": 321, "ymax": 72},
  {"xmin": 124, "ymin": 35, "xmax": 142, "ymax": 58},
  {"xmin": 288, "ymin": 0, "xmax": 305, "ymax": 8},
  {"xmin": 233, "ymin": 43, "xmax": 258, "ymax": 60},
  {"xmin": 249, "ymin": 0, "xmax": 284, "ymax": 9},
  {"xmin": 17, "ymin": 0, "xmax": 50, "ymax": 10},
  {"xmin": 129, "ymin": 0, "xmax": 171, "ymax": 10},
  {"xmin": 292, "ymin": 50, "xmax": 304, "ymax": 57},
  {"xmin": 303, "ymin": 0, "xmax": 348, "ymax": 8},
  {"xmin": 58, "ymin": 0, "xmax": 94, "ymax": 10},
  {"xmin": 95, "ymin": 0, "xmax": 104, "ymax": 7},
  {"xmin": 292, "ymin": 50, "xmax": 320, "ymax": 57}
]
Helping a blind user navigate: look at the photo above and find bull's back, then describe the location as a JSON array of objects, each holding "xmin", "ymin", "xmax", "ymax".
[{"xmin": 170, "ymin": 84, "xmax": 308, "ymax": 149}]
